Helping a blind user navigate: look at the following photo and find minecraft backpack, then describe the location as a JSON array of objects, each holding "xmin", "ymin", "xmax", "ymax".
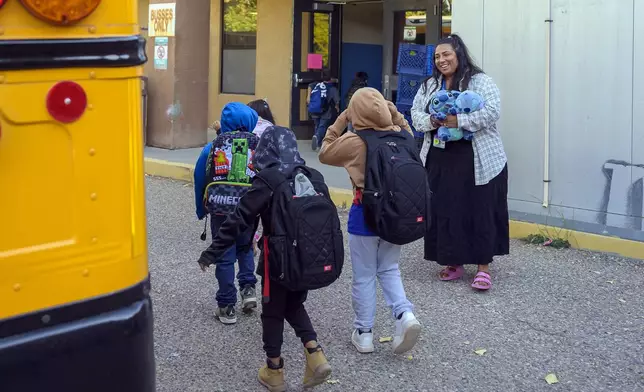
[{"xmin": 203, "ymin": 131, "xmax": 260, "ymax": 216}]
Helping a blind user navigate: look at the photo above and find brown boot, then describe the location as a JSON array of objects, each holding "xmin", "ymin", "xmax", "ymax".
[
  {"xmin": 258, "ymin": 359, "xmax": 286, "ymax": 392},
  {"xmin": 303, "ymin": 345, "xmax": 331, "ymax": 389}
]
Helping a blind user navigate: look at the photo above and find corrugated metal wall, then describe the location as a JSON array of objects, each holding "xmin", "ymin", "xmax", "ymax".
[{"xmin": 454, "ymin": 0, "xmax": 644, "ymax": 241}]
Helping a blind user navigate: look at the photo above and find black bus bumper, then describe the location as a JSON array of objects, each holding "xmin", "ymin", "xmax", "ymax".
[{"xmin": 0, "ymin": 281, "xmax": 156, "ymax": 392}]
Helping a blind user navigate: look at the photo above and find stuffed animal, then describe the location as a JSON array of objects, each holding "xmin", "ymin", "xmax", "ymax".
[
  {"xmin": 428, "ymin": 89, "xmax": 485, "ymax": 142},
  {"xmin": 428, "ymin": 90, "xmax": 462, "ymax": 142}
]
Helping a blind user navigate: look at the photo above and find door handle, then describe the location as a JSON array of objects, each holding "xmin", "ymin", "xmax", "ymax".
[
  {"xmin": 384, "ymin": 75, "xmax": 390, "ymax": 99},
  {"xmin": 293, "ymin": 73, "xmax": 304, "ymax": 86}
]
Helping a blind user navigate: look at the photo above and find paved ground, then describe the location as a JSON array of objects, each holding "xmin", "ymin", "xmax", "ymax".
[{"xmin": 147, "ymin": 176, "xmax": 644, "ymax": 392}]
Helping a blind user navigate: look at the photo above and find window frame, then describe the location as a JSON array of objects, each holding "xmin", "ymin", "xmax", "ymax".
[
  {"xmin": 392, "ymin": 9, "xmax": 427, "ymax": 75},
  {"xmin": 219, "ymin": 0, "xmax": 258, "ymax": 95}
]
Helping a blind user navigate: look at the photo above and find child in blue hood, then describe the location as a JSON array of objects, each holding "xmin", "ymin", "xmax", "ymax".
[{"xmin": 194, "ymin": 102, "xmax": 260, "ymax": 324}]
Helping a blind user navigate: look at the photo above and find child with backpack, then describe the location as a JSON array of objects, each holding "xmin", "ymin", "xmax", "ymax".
[
  {"xmin": 248, "ymin": 99, "xmax": 276, "ymax": 139},
  {"xmin": 319, "ymin": 87, "xmax": 428, "ymax": 355},
  {"xmin": 198, "ymin": 126, "xmax": 343, "ymax": 392},
  {"xmin": 307, "ymin": 71, "xmax": 339, "ymax": 151},
  {"xmin": 194, "ymin": 102, "xmax": 260, "ymax": 324},
  {"xmin": 344, "ymin": 71, "xmax": 369, "ymax": 110}
]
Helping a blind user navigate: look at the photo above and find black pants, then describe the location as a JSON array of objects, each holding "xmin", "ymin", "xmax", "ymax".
[
  {"xmin": 261, "ymin": 279, "xmax": 317, "ymax": 358},
  {"xmin": 424, "ymin": 136, "xmax": 510, "ymax": 265}
]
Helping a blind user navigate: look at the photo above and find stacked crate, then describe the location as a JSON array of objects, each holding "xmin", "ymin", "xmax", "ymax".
[{"xmin": 395, "ymin": 43, "xmax": 435, "ymax": 151}]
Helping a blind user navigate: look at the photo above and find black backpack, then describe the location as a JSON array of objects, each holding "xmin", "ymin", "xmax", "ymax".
[
  {"xmin": 256, "ymin": 166, "xmax": 344, "ymax": 298},
  {"xmin": 355, "ymin": 129, "xmax": 430, "ymax": 245}
]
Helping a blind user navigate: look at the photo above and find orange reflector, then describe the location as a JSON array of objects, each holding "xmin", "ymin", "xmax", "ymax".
[{"xmin": 19, "ymin": 0, "xmax": 101, "ymax": 25}]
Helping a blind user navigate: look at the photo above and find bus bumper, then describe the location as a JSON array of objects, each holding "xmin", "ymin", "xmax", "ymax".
[{"xmin": 0, "ymin": 281, "xmax": 155, "ymax": 392}]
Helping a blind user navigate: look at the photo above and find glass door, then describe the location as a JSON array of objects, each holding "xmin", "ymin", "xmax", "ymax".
[
  {"xmin": 291, "ymin": 1, "xmax": 341, "ymax": 140},
  {"xmin": 383, "ymin": 1, "xmax": 444, "ymax": 101}
]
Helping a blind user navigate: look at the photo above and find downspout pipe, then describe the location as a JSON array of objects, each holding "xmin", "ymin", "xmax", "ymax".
[{"xmin": 543, "ymin": 2, "xmax": 553, "ymax": 208}]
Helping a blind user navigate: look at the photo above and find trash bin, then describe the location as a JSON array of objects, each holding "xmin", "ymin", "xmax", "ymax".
[{"xmin": 141, "ymin": 76, "xmax": 148, "ymax": 146}]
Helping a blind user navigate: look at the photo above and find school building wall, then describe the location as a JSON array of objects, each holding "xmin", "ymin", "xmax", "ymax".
[
  {"xmin": 138, "ymin": 0, "xmax": 149, "ymax": 35},
  {"xmin": 207, "ymin": 0, "xmax": 294, "ymax": 129},
  {"xmin": 453, "ymin": 0, "xmax": 644, "ymax": 242},
  {"xmin": 340, "ymin": 3, "xmax": 384, "ymax": 109},
  {"xmin": 139, "ymin": 0, "xmax": 292, "ymax": 148}
]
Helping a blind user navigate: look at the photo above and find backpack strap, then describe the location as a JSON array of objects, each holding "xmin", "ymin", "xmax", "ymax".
[
  {"xmin": 355, "ymin": 129, "xmax": 416, "ymax": 153},
  {"xmin": 255, "ymin": 167, "xmax": 287, "ymax": 305}
]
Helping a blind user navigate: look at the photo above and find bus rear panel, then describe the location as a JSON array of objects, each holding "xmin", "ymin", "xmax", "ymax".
[{"xmin": 0, "ymin": 1, "xmax": 154, "ymax": 390}]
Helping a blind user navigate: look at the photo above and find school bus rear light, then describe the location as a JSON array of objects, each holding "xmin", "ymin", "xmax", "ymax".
[
  {"xmin": 46, "ymin": 81, "xmax": 88, "ymax": 123},
  {"xmin": 19, "ymin": 0, "xmax": 101, "ymax": 25},
  {"xmin": 0, "ymin": 0, "xmax": 6, "ymax": 9}
]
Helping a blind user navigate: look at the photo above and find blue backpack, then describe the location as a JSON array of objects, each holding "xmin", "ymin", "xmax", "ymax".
[{"xmin": 308, "ymin": 82, "xmax": 330, "ymax": 115}]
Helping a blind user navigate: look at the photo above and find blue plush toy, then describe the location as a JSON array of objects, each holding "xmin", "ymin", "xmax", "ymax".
[
  {"xmin": 429, "ymin": 89, "xmax": 485, "ymax": 142},
  {"xmin": 428, "ymin": 90, "xmax": 461, "ymax": 142}
]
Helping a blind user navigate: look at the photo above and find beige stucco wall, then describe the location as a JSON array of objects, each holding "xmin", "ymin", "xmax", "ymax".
[
  {"xmin": 208, "ymin": 0, "xmax": 294, "ymax": 127},
  {"xmin": 137, "ymin": 0, "xmax": 149, "ymax": 34}
]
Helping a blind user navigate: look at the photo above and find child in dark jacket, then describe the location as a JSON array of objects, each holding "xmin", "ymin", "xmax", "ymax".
[{"xmin": 197, "ymin": 126, "xmax": 331, "ymax": 392}]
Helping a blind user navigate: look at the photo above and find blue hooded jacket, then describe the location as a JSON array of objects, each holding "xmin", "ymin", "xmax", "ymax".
[{"xmin": 194, "ymin": 103, "xmax": 259, "ymax": 219}]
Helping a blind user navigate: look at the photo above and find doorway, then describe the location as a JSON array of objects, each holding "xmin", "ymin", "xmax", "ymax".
[
  {"xmin": 382, "ymin": 0, "xmax": 450, "ymax": 101},
  {"xmin": 291, "ymin": 1, "xmax": 341, "ymax": 140}
]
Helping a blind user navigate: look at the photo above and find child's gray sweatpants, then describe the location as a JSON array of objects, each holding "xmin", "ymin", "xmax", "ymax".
[{"xmin": 348, "ymin": 234, "xmax": 414, "ymax": 330}]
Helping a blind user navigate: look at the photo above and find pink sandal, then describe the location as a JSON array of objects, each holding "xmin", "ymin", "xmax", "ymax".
[
  {"xmin": 471, "ymin": 271, "xmax": 492, "ymax": 290},
  {"xmin": 439, "ymin": 265, "xmax": 464, "ymax": 281}
]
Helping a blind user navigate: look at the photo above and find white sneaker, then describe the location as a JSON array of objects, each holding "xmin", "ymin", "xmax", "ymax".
[
  {"xmin": 392, "ymin": 312, "xmax": 421, "ymax": 354},
  {"xmin": 351, "ymin": 329, "xmax": 375, "ymax": 353}
]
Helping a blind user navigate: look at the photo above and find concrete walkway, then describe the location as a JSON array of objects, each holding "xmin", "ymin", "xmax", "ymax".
[{"xmin": 145, "ymin": 140, "xmax": 353, "ymax": 190}]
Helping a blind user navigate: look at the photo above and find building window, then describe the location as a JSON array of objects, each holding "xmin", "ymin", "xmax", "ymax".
[
  {"xmin": 221, "ymin": 0, "xmax": 257, "ymax": 95},
  {"xmin": 442, "ymin": 0, "xmax": 452, "ymax": 37},
  {"xmin": 392, "ymin": 10, "xmax": 426, "ymax": 74},
  {"xmin": 312, "ymin": 13, "xmax": 330, "ymax": 69}
]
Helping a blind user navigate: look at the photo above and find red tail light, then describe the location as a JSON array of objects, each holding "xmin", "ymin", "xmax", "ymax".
[{"xmin": 0, "ymin": 0, "xmax": 7, "ymax": 9}]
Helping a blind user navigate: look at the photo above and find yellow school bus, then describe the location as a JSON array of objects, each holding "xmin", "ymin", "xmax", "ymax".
[{"xmin": 0, "ymin": 1, "xmax": 155, "ymax": 390}]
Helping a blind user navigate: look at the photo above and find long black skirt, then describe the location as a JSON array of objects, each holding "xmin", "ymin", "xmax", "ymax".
[{"xmin": 424, "ymin": 136, "xmax": 510, "ymax": 266}]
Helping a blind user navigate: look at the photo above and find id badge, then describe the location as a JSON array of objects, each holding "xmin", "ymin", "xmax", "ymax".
[{"xmin": 433, "ymin": 136, "xmax": 446, "ymax": 149}]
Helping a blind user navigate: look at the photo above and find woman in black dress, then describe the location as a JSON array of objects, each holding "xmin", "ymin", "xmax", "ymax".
[{"xmin": 411, "ymin": 34, "xmax": 509, "ymax": 290}]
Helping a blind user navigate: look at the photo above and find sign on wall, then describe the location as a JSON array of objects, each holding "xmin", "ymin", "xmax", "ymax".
[
  {"xmin": 148, "ymin": 3, "xmax": 176, "ymax": 37},
  {"xmin": 307, "ymin": 54, "xmax": 323, "ymax": 70},
  {"xmin": 154, "ymin": 37, "xmax": 168, "ymax": 70},
  {"xmin": 404, "ymin": 26, "xmax": 417, "ymax": 41}
]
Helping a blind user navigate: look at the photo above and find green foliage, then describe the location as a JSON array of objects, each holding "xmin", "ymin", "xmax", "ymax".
[
  {"xmin": 520, "ymin": 196, "xmax": 572, "ymax": 250},
  {"xmin": 442, "ymin": 0, "xmax": 452, "ymax": 16},
  {"xmin": 223, "ymin": 0, "xmax": 257, "ymax": 33},
  {"xmin": 313, "ymin": 13, "xmax": 330, "ymax": 67},
  {"xmin": 405, "ymin": 10, "xmax": 426, "ymax": 18},
  {"xmin": 522, "ymin": 233, "xmax": 571, "ymax": 250}
]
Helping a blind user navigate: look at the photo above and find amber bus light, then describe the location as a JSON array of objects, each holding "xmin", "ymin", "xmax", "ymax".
[{"xmin": 19, "ymin": 0, "xmax": 101, "ymax": 25}]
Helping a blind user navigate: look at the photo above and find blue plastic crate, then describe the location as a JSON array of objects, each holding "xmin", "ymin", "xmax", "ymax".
[
  {"xmin": 396, "ymin": 103, "xmax": 423, "ymax": 139},
  {"xmin": 396, "ymin": 43, "xmax": 428, "ymax": 76},
  {"xmin": 396, "ymin": 74, "xmax": 424, "ymax": 106},
  {"xmin": 426, "ymin": 45, "xmax": 436, "ymax": 75}
]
